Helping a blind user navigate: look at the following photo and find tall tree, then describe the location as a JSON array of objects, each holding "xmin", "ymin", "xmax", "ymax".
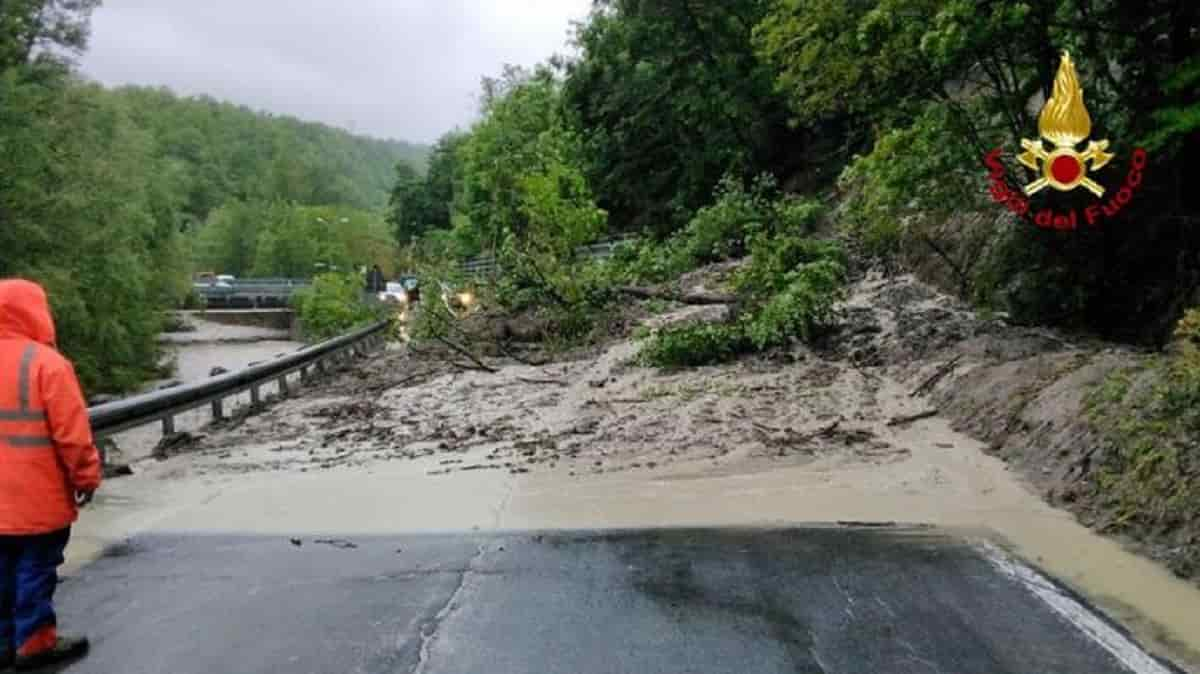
[
  {"xmin": 387, "ymin": 161, "xmax": 429, "ymax": 244},
  {"xmin": 0, "ymin": 0, "xmax": 100, "ymax": 71},
  {"xmin": 563, "ymin": 0, "xmax": 806, "ymax": 235}
]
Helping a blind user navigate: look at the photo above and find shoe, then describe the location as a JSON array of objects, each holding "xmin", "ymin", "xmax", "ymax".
[
  {"xmin": 1, "ymin": 650, "xmax": 12, "ymax": 672},
  {"xmin": 14, "ymin": 636, "xmax": 88, "ymax": 671}
]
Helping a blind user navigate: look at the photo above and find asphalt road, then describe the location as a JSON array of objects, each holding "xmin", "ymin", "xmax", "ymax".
[{"xmin": 55, "ymin": 526, "xmax": 1181, "ymax": 674}]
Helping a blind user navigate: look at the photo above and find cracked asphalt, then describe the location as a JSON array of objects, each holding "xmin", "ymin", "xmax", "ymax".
[{"xmin": 55, "ymin": 527, "xmax": 1182, "ymax": 674}]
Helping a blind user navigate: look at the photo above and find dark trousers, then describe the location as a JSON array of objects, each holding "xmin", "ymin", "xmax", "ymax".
[{"xmin": 0, "ymin": 528, "xmax": 69, "ymax": 655}]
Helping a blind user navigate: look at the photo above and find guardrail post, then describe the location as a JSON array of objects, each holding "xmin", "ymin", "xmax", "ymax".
[
  {"xmin": 300, "ymin": 365, "xmax": 309, "ymax": 382},
  {"xmin": 89, "ymin": 320, "xmax": 385, "ymax": 437}
]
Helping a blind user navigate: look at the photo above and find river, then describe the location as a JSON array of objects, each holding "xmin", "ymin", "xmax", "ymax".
[{"xmin": 108, "ymin": 316, "xmax": 304, "ymax": 461}]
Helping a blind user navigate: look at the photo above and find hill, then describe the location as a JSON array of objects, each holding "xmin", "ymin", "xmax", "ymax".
[{"xmin": 109, "ymin": 85, "xmax": 428, "ymax": 227}]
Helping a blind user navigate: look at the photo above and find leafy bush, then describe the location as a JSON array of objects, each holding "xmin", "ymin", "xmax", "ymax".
[
  {"xmin": 608, "ymin": 175, "xmax": 826, "ymax": 286},
  {"xmin": 293, "ymin": 272, "xmax": 381, "ymax": 341},
  {"xmin": 640, "ymin": 233, "xmax": 847, "ymax": 368},
  {"xmin": 741, "ymin": 260, "xmax": 846, "ymax": 349},
  {"xmin": 674, "ymin": 174, "xmax": 773, "ymax": 265},
  {"xmin": 734, "ymin": 235, "xmax": 845, "ymax": 298},
  {"xmin": 639, "ymin": 323, "xmax": 749, "ymax": 368}
]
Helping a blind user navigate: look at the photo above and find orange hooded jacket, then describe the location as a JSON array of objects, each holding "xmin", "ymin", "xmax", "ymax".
[{"xmin": 0, "ymin": 280, "xmax": 101, "ymax": 535}]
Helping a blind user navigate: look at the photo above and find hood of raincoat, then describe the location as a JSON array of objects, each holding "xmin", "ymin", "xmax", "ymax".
[{"xmin": 0, "ymin": 280, "xmax": 57, "ymax": 346}]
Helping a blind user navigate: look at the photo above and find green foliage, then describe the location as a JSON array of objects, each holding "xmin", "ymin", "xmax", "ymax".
[
  {"xmin": 640, "ymin": 226, "xmax": 846, "ymax": 369},
  {"xmin": 293, "ymin": 272, "xmax": 381, "ymax": 341},
  {"xmin": 0, "ymin": 0, "xmax": 100, "ymax": 72},
  {"xmin": 837, "ymin": 105, "xmax": 979, "ymax": 259},
  {"xmin": 757, "ymin": 0, "xmax": 1200, "ymax": 343},
  {"xmin": 734, "ymin": 236, "xmax": 845, "ymax": 298},
  {"xmin": 564, "ymin": 0, "xmax": 805, "ymax": 234},
  {"xmin": 191, "ymin": 202, "xmax": 395, "ymax": 278},
  {"xmin": 608, "ymin": 175, "xmax": 826, "ymax": 286},
  {"xmin": 111, "ymin": 86, "xmax": 426, "ymax": 228},
  {"xmin": 1147, "ymin": 55, "xmax": 1200, "ymax": 154},
  {"xmin": 407, "ymin": 65, "xmax": 612, "ymax": 339},
  {"xmin": 387, "ymin": 161, "xmax": 428, "ymax": 244},
  {"xmin": 639, "ymin": 323, "xmax": 748, "ymax": 369},
  {"xmin": 742, "ymin": 260, "xmax": 846, "ymax": 349},
  {"xmin": 0, "ymin": 71, "xmax": 182, "ymax": 393}
]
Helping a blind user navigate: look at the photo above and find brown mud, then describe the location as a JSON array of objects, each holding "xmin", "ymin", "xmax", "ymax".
[{"xmin": 72, "ymin": 271, "xmax": 1200, "ymax": 671}]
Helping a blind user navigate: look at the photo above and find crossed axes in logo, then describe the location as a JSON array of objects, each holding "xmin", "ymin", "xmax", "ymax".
[{"xmin": 1017, "ymin": 139, "xmax": 1114, "ymax": 197}]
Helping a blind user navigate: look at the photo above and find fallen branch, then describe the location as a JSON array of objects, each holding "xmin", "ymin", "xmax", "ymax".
[
  {"xmin": 617, "ymin": 286, "xmax": 738, "ymax": 306},
  {"xmin": 448, "ymin": 360, "xmax": 494, "ymax": 373},
  {"xmin": 911, "ymin": 355, "xmax": 963, "ymax": 397},
  {"xmin": 435, "ymin": 336, "xmax": 499, "ymax": 373},
  {"xmin": 887, "ymin": 410, "xmax": 939, "ymax": 427},
  {"xmin": 365, "ymin": 370, "xmax": 436, "ymax": 394},
  {"xmin": 753, "ymin": 419, "xmax": 842, "ymax": 441},
  {"xmin": 516, "ymin": 377, "xmax": 567, "ymax": 386},
  {"xmin": 496, "ymin": 340, "xmax": 550, "ymax": 367}
]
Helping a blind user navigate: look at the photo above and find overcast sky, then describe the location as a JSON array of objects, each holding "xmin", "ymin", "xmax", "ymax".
[{"xmin": 80, "ymin": 1, "xmax": 594, "ymax": 144}]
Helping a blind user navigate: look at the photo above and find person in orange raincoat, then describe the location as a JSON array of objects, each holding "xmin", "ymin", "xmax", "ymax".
[{"xmin": 0, "ymin": 279, "xmax": 100, "ymax": 670}]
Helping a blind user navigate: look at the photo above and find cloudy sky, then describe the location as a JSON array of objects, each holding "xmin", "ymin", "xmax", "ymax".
[{"xmin": 80, "ymin": 1, "xmax": 594, "ymax": 144}]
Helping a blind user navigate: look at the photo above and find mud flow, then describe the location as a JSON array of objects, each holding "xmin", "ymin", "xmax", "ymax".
[{"xmin": 75, "ymin": 273, "xmax": 1200, "ymax": 671}]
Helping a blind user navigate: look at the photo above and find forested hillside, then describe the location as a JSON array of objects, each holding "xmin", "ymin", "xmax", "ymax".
[
  {"xmin": 111, "ymin": 86, "xmax": 425, "ymax": 228},
  {"xmin": 386, "ymin": 0, "xmax": 1198, "ymax": 583},
  {"xmin": 0, "ymin": 1, "xmax": 424, "ymax": 392},
  {"xmin": 394, "ymin": 0, "xmax": 1198, "ymax": 344}
]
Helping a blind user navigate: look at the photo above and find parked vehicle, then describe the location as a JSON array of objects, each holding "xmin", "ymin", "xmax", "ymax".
[{"xmin": 378, "ymin": 281, "xmax": 410, "ymax": 306}]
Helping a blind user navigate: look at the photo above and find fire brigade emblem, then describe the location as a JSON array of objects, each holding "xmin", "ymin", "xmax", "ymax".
[{"xmin": 1017, "ymin": 52, "xmax": 1114, "ymax": 197}]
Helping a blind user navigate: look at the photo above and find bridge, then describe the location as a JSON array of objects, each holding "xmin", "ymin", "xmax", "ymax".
[{"xmin": 193, "ymin": 278, "xmax": 311, "ymax": 308}]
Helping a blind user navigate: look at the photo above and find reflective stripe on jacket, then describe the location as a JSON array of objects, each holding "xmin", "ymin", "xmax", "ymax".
[{"xmin": 0, "ymin": 280, "xmax": 102, "ymax": 535}]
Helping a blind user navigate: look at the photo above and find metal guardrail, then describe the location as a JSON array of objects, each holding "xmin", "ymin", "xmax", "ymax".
[
  {"xmin": 89, "ymin": 320, "xmax": 390, "ymax": 440},
  {"xmin": 461, "ymin": 236, "xmax": 638, "ymax": 276}
]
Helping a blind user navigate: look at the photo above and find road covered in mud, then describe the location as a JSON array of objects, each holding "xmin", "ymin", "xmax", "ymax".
[{"xmin": 65, "ymin": 272, "xmax": 1200, "ymax": 672}]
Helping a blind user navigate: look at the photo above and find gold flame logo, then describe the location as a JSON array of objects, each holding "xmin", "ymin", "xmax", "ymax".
[{"xmin": 1018, "ymin": 52, "xmax": 1113, "ymax": 197}]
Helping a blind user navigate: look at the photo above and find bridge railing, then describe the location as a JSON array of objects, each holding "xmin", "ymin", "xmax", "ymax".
[
  {"xmin": 193, "ymin": 278, "xmax": 312, "ymax": 308},
  {"xmin": 89, "ymin": 320, "xmax": 389, "ymax": 444}
]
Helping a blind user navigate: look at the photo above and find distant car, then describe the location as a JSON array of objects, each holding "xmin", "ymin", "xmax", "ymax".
[{"xmin": 378, "ymin": 281, "xmax": 410, "ymax": 306}]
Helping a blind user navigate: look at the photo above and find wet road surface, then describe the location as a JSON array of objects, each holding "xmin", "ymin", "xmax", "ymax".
[{"xmin": 57, "ymin": 527, "xmax": 1181, "ymax": 674}]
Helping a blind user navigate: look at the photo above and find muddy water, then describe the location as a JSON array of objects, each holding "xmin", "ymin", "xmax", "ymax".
[{"xmin": 108, "ymin": 319, "xmax": 303, "ymax": 460}]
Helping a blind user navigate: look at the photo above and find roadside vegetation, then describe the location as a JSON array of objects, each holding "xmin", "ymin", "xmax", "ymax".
[
  {"xmin": 390, "ymin": 0, "xmax": 1197, "ymax": 350},
  {"xmin": 0, "ymin": 2, "xmax": 423, "ymax": 391},
  {"xmin": 292, "ymin": 272, "xmax": 387, "ymax": 342}
]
